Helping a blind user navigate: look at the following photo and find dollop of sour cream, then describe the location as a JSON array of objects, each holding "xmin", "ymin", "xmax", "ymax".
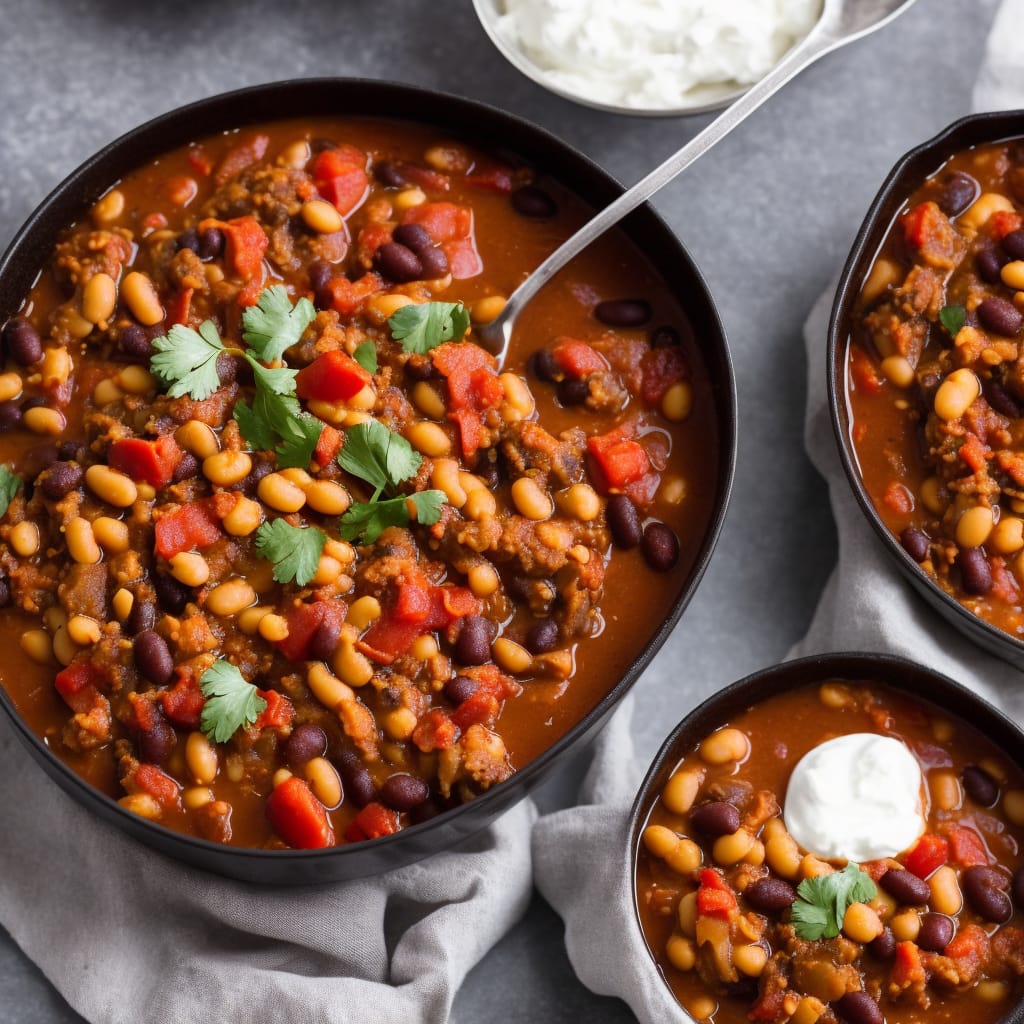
[
  {"xmin": 494, "ymin": 0, "xmax": 823, "ymax": 111},
  {"xmin": 784, "ymin": 734, "xmax": 925, "ymax": 862}
]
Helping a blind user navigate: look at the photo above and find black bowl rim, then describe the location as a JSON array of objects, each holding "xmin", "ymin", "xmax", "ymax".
[
  {"xmin": 0, "ymin": 77, "xmax": 737, "ymax": 880},
  {"xmin": 626, "ymin": 650, "xmax": 1024, "ymax": 1024},
  {"xmin": 827, "ymin": 108, "xmax": 1024, "ymax": 666}
]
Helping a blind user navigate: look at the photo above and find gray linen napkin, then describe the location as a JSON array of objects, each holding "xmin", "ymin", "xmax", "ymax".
[
  {"xmin": 533, "ymin": 2, "xmax": 1024, "ymax": 1021},
  {"xmin": 0, "ymin": 707, "xmax": 536, "ymax": 1024}
]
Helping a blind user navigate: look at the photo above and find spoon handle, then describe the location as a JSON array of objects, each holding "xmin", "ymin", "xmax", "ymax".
[{"xmin": 480, "ymin": 11, "xmax": 843, "ymax": 352}]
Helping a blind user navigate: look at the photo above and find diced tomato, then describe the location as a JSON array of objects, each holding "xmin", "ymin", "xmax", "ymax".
[
  {"xmin": 312, "ymin": 147, "xmax": 369, "ymax": 218},
  {"xmin": 946, "ymin": 824, "xmax": 989, "ymax": 868},
  {"xmin": 960, "ymin": 431, "xmax": 991, "ymax": 473},
  {"xmin": 166, "ymin": 175, "xmax": 198, "ymax": 207},
  {"xmin": 990, "ymin": 210, "xmax": 1024, "ymax": 240},
  {"xmin": 431, "ymin": 342, "xmax": 503, "ymax": 459},
  {"xmin": 552, "ymin": 338, "xmax": 608, "ymax": 379},
  {"xmin": 360, "ymin": 583, "xmax": 480, "ymax": 663},
  {"xmin": 131, "ymin": 763, "xmax": 181, "ymax": 809},
  {"xmin": 440, "ymin": 586, "xmax": 479, "ymax": 619},
  {"xmin": 154, "ymin": 501, "xmax": 222, "ymax": 560},
  {"xmin": 394, "ymin": 579, "xmax": 433, "ymax": 623},
  {"xmin": 411, "ymin": 708, "xmax": 459, "ymax": 753},
  {"xmin": 588, "ymin": 430, "xmax": 652, "ymax": 490},
  {"xmin": 465, "ymin": 164, "xmax": 513, "ymax": 193},
  {"xmin": 343, "ymin": 801, "xmax": 400, "ymax": 843},
  {"xmin": 882, "ymin": 481, "xmax": 914, "ymax": 516},
  {"xmin": 640, "ymin": 346, "xmax": 688, "ymax": 405},
  {"xmin": 403, "ymin": 202, "xmax": 472, "ymax": 243},
  {"xmin": 108, "ymin": 436, "xmax": 183, "ymax": 489},
  {"xmin": 902, "ymin": 201, "xmax": 950, "ymax": 251},
  {"xmin": 214, "ymin": 134, "xmax": 269, "ymax": 186},
  {"xmin": 126, "ymin": 692, "xmax": 161, "ymax": 734},
  {"xmin": 198, "ymin": 215, "xmax": 268, "ymax": 282},
  {"xmin": 187, "ymin": 146, "xmax": 213, "ymax": 177},
  {"xmin": 450, "ymin": 665, "xmax": 519, "ymax": 732},
  {"xmin": 324, "ymin": 272, "xmax": 384, "ymax": 317},
  {"xmin": 55, "ymin": 660, "xmax": 103, "ymax": 714},
  {"xmin": 389, "ymin": 162, "xmax": 450, "ymax": 194},
  {"xmin": 274, "ymin": 600, "xmax": 348, "ymax": 663},
  {"xmin": 945, "ymin": 923, "xmax": 990, "ymax": 966},
  {"xmin": 295, "ymin": 350, "xmax": 371, "ymax": 403},
  {"xmin": 355, "ymin": 223, "xmax": 394, "ymax": 266},
  {"xmin": 254, "ymin": 689, "xmax": 294, "ymax": 731},
  {"xmin": 696, "ymin": 869, "xmax": 737, "ymax": 918},
  {"xmin": 312, "ymin": 145, "xmax": 367, "ymax": 179},
  {"xmin": 443, "ymin": 236, "xmax": 482, "ymax": 279},
  {"xmin": 891, "ymin": 941, "xmax": 926, "ymax": 990},
  {"xmin": 166, "ymin": 286, "xmax": 194, "ymax": 327},
  {"xmin": 990, "ymin": 555, "xmax": 1021, "ymax": 604},
  {"xmin": 142, "ymin": 212, "xmax": 167, "ymax": 234},
  {"xmin": 266, "ymin": 776, "xmax": 335, "ymax": 849},
  {"xmin": 850, "ymin": 348, "xmax": 884, "ymax": 395},
  {"xmin": 313, "ymin": 424, "xmax": 342, "ymax": 468},
  {"xmin": 902, "ymin": 833, "xmax": 949, "ymax": 878},
  {"xmin": 159, "ymin": 673, "xmax": 205, "ymax": 730}
]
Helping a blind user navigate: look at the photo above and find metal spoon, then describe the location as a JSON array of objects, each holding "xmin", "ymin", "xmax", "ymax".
[{"xmin": 476, "ymin": 0, "xmax": 920, "ymax": 358}]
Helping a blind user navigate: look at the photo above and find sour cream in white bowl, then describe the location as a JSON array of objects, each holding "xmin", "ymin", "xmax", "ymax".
[{"xmin": 472, "ymin": 0, "xmax": 824, "ymax": 116}]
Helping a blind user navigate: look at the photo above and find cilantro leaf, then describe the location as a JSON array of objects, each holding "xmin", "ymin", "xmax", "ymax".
[
  {"xmin": 233, "ymin": 398, "xmax": 276, "ymax": 451},
  {"xmin": 939, "ymin": 304, "xmax": 967, "ymax": 337},
  {"xmin": 254, "ymin": 519, "xmax": 327, "ymax": 586},
  {"xmin": 388, "ymin": 301, "xmax": 470, "ymax": 355},
  {"xmin": 791, "ymin": 864, "xmax": 878, "ymax": 941},
  {"xmin": 246, "ymin": 357, "xmax": 298, "ymax": 397},
  {"xmin": 151, "ymin": 320, "xmax": 225, "ymax": 400},
  {"xmin": 242, "ymin": 284, "xmax": 316, "ymax": 363},
  {"xmin": 339, "ymin": 495, "xmax": 414, "ymax": 545},
  {"xmin": 199, "ymin": 660, "xmax": 267, "ymax": 743},
  {"xmin": 408, "ymin": 488, "xmax": 446, "ymax": 526},
  {"xmin": 0, "ymin": 466, "xmax": 21, "ymax": 519},
  {"xmin": 337, "ymin": 420, "xmax": 421, "ymax": 498},
  {"xmin": 353, "ymin": 341, "xmax": 378, "ymax": 375},
  {"xmin": 275, "ymin": 414, "xmax": 324, "ymax": 471}
]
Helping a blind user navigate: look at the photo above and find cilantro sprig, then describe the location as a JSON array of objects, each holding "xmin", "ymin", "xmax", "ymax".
[
  {"xmin": 242, "ymin": 286, "xmax": 316, "ymax": 363},
  {"xmin": 939, "ymin": 304, "xmax": 967, "ymax": 338},
  {"xmin": 337, "ymin": 421, "xmax": 445, "ymax": 543},
  {"xmin": 151, "ymin": 320, "xmax": 226, "ymax": 401},
  {"xmin": 0, "ymin": 466, "xmax": 22, "ymax": 519},
  {"xmin": 254, "ymin": 519, "xmax": 327, "ymax": 587},
  {"xmin": 790, "ymin": 863, "xmax": 878, "ymax": 941},
  {"xmin": 199, "ymin": 660, "xmax": 267, "ymax": 743},
  {"xmin": 388, "ymin": 301, "xmax": 469, "ymax": 355}
]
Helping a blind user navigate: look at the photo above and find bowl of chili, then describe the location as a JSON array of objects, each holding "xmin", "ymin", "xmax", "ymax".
[
  {"xmin": 828, "ymin": 110, "xmax": 1024, "ymax": 668},
  {"xmin": 0, "ymin": 79, "xmax": 735, "ymax": 882},
  {"xmin": 630, "ymin": 652, "xmax": 1024, "ymax": 1024}
]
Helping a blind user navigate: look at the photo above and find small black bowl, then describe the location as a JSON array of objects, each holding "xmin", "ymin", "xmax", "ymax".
[
  {"xmin": 827, "ymin": 110, "xmax": 1024, "ymax": 668},
  {"xmin": 0, "ymin": 79, "xmax": 736, "ymax": 883},
  {"xmin": 628, "ymin": 652, "xmax": 1024, "ymax": 1023}
]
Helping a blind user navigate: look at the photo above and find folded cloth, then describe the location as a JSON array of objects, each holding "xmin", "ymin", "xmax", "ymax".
[
  {"xmin": 0, "ymin": 708, "xmax": 536, "ymax": 1023},
  {"xmin": 533, "ymin": 3, "xmax": 1024, "ymax": 1021}
]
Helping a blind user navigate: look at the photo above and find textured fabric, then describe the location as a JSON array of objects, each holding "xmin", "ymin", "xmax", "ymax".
[{"xmin": 532, "ymin": 4, "xmax": 1024, "ymax": 1021}]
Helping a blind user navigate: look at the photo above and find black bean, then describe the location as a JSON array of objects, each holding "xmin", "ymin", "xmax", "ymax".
[
  {"xmin": 154, "ymin": 572, "xmax": 190, "ymax": 615},
  {"xmin": 474, "ymin": 455, "xmax": 501, "ymax": 490},
  {"xmin": 172, "ymin": 451, "xmax": 198, "ymax": 483},
  {"xmin": 444, "ymin": 675, "xmax": 479, "ymax": 704},
  {"xmin": 176, "ymin": 228, "xmax": 200, "ymax": 253},
  {"xmin": 127, "ymin": 599, "xmax": 156, "ymax": 635},
  {"xmin": 283, "ymin": 723, "xmax": 328, "ymax": 770},
  {"xmin": 976, "ymin": 246, "xmax": 1005, "ymax": 284},
  {"xmin": 511, "ymin": 185, "xmax": 557, "ymax": 219},
  {"xmin": 962, "ymin": 764, "xmax": 999, "ymax": 806},
  {"xmin": 1004, "ymin": 229, "xmax": 1024, "ymax": 261},
  {"xmin": 689, "ymin": 801, "xmax": 740, "ymax": 836},
  {"xmin": 3, "ymin": 317, "xmax": 43, "ymax": 366},
  {"xmin": 392, "ymin": 223, "xmax": 433, "ymax": 253},
  {"xmin": 308, "ymin": 619, "xmax": 341, "ymax": 662},
  {"xmin": 373, "ymin": 242, "xmax": 423, "ymax": 283},
  {"xmin": 21, "ymin": 396, "xmax": 46, "ymax": 413},
  {"xmin": 868, "ymin": 927, "xmax": 897, "ymax": 960},
  {"xmin": 650, "ymin": 325, "xmax": 681, "ymax": 348},
  {"xmin": 374, "ymin": 160, "xmax": 409, "ymax": 187},
  {"xmin": 119, "ymin": 323, "xmax": 154, "ymax": 358},
  {"xmin": 455, "ymin": 615, "xmax": 492, "ymax": 666},
  {"xmin": 526, "ymin": 619, "xmax": 559, "ymax": 654},
  {"xmin": 134, "ymin": 629, "xmax": 174, "ymax": 686},
  {"xmin": 835, "ymin": 990, "xmax": 883, "ymax": 1024},
  {"xmin": 557, "ymin": 378, "xmax": 589, "ymax": 406},
  {"xmin": 57, "ymin": 441, "xmax": 84, "ymax": 461},
  {"xmin": 216, "ymin": 352, "xmax": 239, "ymax": 385},
  {"xmin": 983, "ymin": 377, "xmax": 1022, "ymax": 418},
  {"xmin": 958, "ymin": 546, "xmax": 993, "ymax": 596},
  {"xmin": 41, "ymin": 461, "xmax": 83, "ymax": 501},
  {"xmin": 642, "ymin": 523, "xmax": 680, "ymax": 572},
  {"xmin": 594, "ymin": 299, "xmax": 652, "ymax": 328},
  {"xmin": 21, "ymin": 443, "xmax": 58, "ymax": 478},
  {"xmin": 744, "ymin": 878, "xmax": 797, "ymax": 913},
  {"xmin": 379, "ymin": 773, "xmax": 430, "ymax": 811},
  {"xmin": 197, "ymin": 227, "xmax": 225, "ymax": 260},
  {"xmin": 977, "ymin": 296, "xmax": 1023, "ymax": 337},
  {"xmin": 403, "ymin": 355, "xmax": 435, "ymax": 382},
  {"xmin": 530, "ymin": 349, "xmax": 560, "ymax": 383},
  {"xmin": 243, "ymin": 460, "xmax": 273, "ymax": 496},
  {"xmin": 1014, "ymin": 866, "xmax": 1024, "ymax": 909},
  {"xmin": 879, "ymin": 867, "xmax": 930, "ymax": 905},
  {"xmin": 334, "ymin": 751, "xmax": 376, "ymax": 807},
  {"xmin": 417, "ymin": 245, "xmax": 449, "ymax": 279},
  {"xmin": 308, "ymin": 259, "xmax": 333, "ymax": 296},
  {"xmin": 917, "ymin": 912, "xmax": 954, "ymax": 952},
  {"xmin": 0, "ymin": 576, "xmax": 10, "ymax": 608},
  {"xmin": 899, "ymin": 526, "xmax": 930, "ymax": 563},
  {"xmin": 0, "ymin": 401, "xmax": 23, "ymax": 433},
  {"xmin": 938, "ymin": 171, "xmax": 978, "ymax": 217},
  {"xmin": 962, "ymin": 865, "xmax": 1013, "ymax": 922},
  {"xmin": 137, "ymin": 712, "xmax": 176, "ymax": 766},
  {"xmin": 607, "ymin": 494, "xmax": 643, "ymax": 549}
]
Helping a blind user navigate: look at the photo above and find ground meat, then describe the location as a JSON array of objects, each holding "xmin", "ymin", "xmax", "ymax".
[{"xmin": 58, "ymin": 563, "xmax": 109, "ymax": 620}]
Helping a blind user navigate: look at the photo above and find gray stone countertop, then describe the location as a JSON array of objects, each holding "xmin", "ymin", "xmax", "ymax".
[{"xmin": 0, "ymin": 0, "xmax": 1000, "ymax": 1020}]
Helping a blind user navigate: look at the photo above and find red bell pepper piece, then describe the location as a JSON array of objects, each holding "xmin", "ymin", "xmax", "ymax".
[
  {"xmin": 159, "ymin": 672, "xmax": 205, "ymax": 729},
  {"xmin": 154, "ymin": 501, "xmax": 222, "ymax": 560},
  {"xmin": 343, "ymin": 801, "xmax": 400, "ymax": 843},
  {"xmin": 946, "ymin": 825, "xmax": 989, "ymax": 868},
  {"xmin": 552, "ymin": 338, "xmax": 608, "ymax": 379},
  {"xmin": 640, "ymin": 346, "xmax": 688, "ymax": 405},
  {"xmin": 696, "ymin": 869, "xmax": 737, "ymax": 917},
  {"xmin": 902, "ymin": 833, "xmax": 949, "ymax": 878},
  {"xmin": 108, "ymin": 436, "xmax": 183, "ymax": 489},
  {"xmin": 295, "ymin": 350, "xmax": 372, "ymax": 403},
  {"xmin": 198, "ymin": 215, "xmax": 268, "ymax": 282},
  {"xmin": 266, "ymin": 776, "xmax": 335, "ymax": 849},
  {"xmin": 274, "ymin": 600, "xmax": 348, "ymax": 663}
]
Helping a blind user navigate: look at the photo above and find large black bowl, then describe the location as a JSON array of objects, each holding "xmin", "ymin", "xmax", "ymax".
[
  {"xmin": 0, "ymin": 79, "xmax": 736, "ymax": 883},
  {"xmin": 827, "ymin": 110, "xmax": 1024, "ymax": 669},
  {"xmin": 628, "ymin": 652, "xmax": 1024, "ymax": 1024}
]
